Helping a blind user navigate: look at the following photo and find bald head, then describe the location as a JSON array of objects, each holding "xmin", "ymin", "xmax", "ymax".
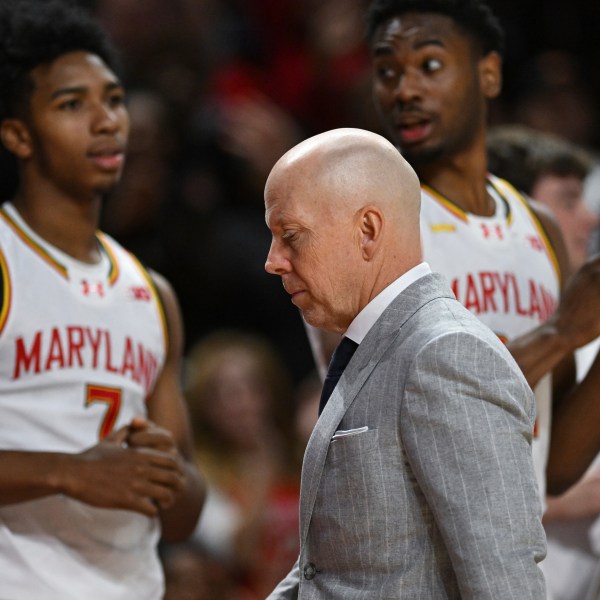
[
  {"xmin": 267, "ymin": 128, "xmax": 421, "ymax": 230},
  {"xmin": 264, "ymin": 128, "xmax": 423, "ymax": 332}
]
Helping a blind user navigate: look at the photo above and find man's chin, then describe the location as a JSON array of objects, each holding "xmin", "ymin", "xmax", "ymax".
[
  {"xmin": 303, "ymin": 312, "xmax": 340, "ymax": 334},
  {"xmin": 399, "ymin": 144, "xmax": 444, "ymax": 167},
  {"xmin": 302, "ymin": 309, "xmax": 327, "ymax": 331}
]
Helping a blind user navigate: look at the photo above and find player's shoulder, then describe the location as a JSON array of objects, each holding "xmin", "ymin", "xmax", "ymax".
[{"xmin": 489, "ymin": 173, "xmax": 570, "ymax": 284}]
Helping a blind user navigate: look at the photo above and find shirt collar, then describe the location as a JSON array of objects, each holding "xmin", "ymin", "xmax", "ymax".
[{"xmin": 345, "ymin": 262, "xmax": 431, "ymax": 344}]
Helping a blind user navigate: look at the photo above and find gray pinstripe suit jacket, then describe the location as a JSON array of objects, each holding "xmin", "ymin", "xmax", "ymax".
[{"xmin": 268, "ymin": 273, "xmax": 546, "ymax": 599}]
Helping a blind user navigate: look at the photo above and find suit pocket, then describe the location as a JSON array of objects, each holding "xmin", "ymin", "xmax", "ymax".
[
  {"xmin": 327, "ymin": 427, "xmax": 378, "ymax": 466},
  {"xmin": 331, "ymin": 426, "xmax": 369, "ymax": 441}
]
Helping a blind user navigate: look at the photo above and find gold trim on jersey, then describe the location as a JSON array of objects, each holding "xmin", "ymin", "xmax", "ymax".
[
  {"xmin": 421, "ymin": 184, "xmax": 468, "ymax": 222},
  {"xmin": 0, "ymin": 206, "xmax": 69, "ymax": 279},
  {"xmin": 486, "ymin": 177, "xmax": 513, "ymax": 226},
  {"xmin": 0, "ymin": 246, "xmax": 11, "ymax": 335},
  {"xmin": 0, "ymin": 207, "xmax": 121, "ymax": 286},
  {"xmin": 430, "ymin": 223, "xmax": 457, "ymax": 233},
  {"xmin": 97, "ymin": 232, "xmax": 120, "ymax": 286},
  {"xmin": 422, "ymin": 178, "xmax": 514, "ymax": 225},
  {"xmin": 492, "ymin": 176, "xmax": 561, "ymax": 282},
  {"xmin": 127, "ymin": 252, "xmax": 169, "ymax": 352}
]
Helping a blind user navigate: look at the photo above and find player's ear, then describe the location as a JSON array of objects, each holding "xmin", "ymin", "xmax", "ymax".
[
  {"xmin": 479, "ymin": 51, "xmax": 502, "ymax": 99},
  {"xmin": 358, "ymin": 206, "xmax": 383, "ymax": 260},
  {"xmin": 0, "ymin": 119, "xmax": 33, "ymax": 159}
]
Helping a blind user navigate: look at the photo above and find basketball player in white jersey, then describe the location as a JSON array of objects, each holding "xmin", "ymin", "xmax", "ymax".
[
  {"xmin": 307, "ymin": 0, "xmax": 600, "ymax": 510},
  {"xmin": 0, "ymin": 1, "xmax": 204, "ymax": 598},
  {"xmin": 364, "ymin": 0, "xmax": 600, "ymax": 501}
]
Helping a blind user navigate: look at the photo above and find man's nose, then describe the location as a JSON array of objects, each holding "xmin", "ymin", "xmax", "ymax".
[
  {"xmin": 265, "ymin": 241, "xmax": 290, "ymax": 275},
  {"xmin": 393, "ymin": 68, "xmax": 423, "ymax": 104}
]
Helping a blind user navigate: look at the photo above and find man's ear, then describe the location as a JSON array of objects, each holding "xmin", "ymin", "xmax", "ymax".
[
  {"xmin": 0, "ymin": 119, "xmax": 33, "ymax": 159},
  {"xmin": 359, "ymin": 206, "xmax": 383, "ymax": 260},
  {"xmin": 479, "ymin": 51, "xmax": 502, "ymax": 99}
]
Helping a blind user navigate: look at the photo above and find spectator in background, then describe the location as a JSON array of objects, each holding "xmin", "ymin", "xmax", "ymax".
[
  {"xmin": 184, "ymin": 330, "xmax": 301, "ymax": 600},
  {"xmin": 488, "ymin": 124, "xmax": 600, "ymax": 600}
]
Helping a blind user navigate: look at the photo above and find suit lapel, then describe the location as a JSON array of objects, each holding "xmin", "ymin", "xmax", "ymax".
[{"xmin": 299, "ymin": 273, "xmax": 454, "ymax": 544}]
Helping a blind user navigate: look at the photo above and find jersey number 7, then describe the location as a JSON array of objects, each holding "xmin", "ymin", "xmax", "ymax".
[{"xmin": 85, "ymin": 384, "xmax": 122, "ymax": 440}]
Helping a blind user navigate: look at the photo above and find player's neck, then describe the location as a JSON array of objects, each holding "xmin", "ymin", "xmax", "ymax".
[
  {"xmin": 12, "ymin": 186, "xmax": 103, "ymax": 264},
  {"xmin": 415, "ymin": 145, "xmax": 494, "ymax": 216}
]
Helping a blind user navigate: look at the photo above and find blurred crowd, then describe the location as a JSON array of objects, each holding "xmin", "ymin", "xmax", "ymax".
[{"xmin": 74, "ymin": 0, "xmax": 600, "ymax": 597}]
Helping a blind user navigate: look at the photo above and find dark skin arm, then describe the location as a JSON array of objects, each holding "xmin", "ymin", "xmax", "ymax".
[
  {"xmin": 139, "ymin": 270, "xmax": 205, "ymax": 542},
  {"xmin": 0, "ymin": 425, "xmax": 184, "ymax": 516},
  {"xmin": 0, "ymin": 272, "xmax": 205, "ymax": 540}
]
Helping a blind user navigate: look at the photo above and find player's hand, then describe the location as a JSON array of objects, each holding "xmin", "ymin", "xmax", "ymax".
[
  {"xmin": 125, "ymin": 416, "xmax": 179, "ymax": 455},
  {"xmin": 551, "ymin": 254, "xmax": 600, "ymax": 350},
  {"xmin": 63, "ymin": 424, "xmax": 184, "ymax": 517}
]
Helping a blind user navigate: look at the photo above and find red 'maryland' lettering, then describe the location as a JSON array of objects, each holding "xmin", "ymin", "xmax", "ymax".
[
  {"xmin": 12, "ymin": 326, "xmax": 160, "ymax": 395},
  {"xmin": 13, "ymin": 332, "xmax": 42, "ymax": 378},
  {"xmin": 452, "ymin": 271, "xmax": 557, "ymax": 321}
]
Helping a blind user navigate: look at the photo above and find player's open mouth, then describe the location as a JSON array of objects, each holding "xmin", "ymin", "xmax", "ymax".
[{"xmin": 397, "ymin": 118, "xmax": 433, "ymax": 144}]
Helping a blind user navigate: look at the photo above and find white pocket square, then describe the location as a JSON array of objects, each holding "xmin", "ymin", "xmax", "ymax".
[{"xmin": 331, "ymin": 426, "xmax": 369, "ymax": 441}]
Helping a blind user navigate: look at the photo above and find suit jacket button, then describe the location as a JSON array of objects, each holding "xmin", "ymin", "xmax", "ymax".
[{"xmin": 303, "ymin": 563, "xmax": 317, "ymax": 580}]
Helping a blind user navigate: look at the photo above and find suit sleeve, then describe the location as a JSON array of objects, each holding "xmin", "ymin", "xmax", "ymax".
[
  {"xmin": 401, "ymin": 330, "xmax": 547, "ymax": 599},
  {"xmin": 266, "ymin": 557, "xmax": 300, "ymax": 600}
]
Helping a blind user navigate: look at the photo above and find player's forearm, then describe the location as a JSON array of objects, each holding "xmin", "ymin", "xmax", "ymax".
[
  {"xmin": 546, "ymin": 355, "xmax": 600, "ymax": 494},
  {"xmin": 159, "ymin": 459, "xmax": 205, "ymax": 543},
  {"xmin": 506, "ymin": 320, "xmax": 572, "ymax": 389},
  {"xmin": 0, "ymin": 450, "xmax": 73, "ymax": 505}
]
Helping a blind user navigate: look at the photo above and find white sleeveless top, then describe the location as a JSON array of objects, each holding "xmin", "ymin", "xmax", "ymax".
[
  {"xmin": 420, "ymin": 175, "xmax": 561, "ymax": 500},
  {"xmin": 0, "ymin": 202, "xmax": 167, "ymax": 599}
]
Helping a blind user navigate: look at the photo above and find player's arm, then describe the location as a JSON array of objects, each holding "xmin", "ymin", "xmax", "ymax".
[
  {"xmin": 134, "ymin": 270, "xmax": 205, "ymax": 542},
  {"xmin": 505, "ymin": 200, "xmax": 576, "ymax": 389},
  {"xmin": 0, "ymin": 426, "xmax": 185, "ymax": 516},
  {"xmin": 509, "ymin": 201, "xmax": 600, "ymax": 492}
]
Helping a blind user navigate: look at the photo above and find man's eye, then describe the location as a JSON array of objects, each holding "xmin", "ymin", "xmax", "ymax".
[
  {"xmin": 59, "ymin": 99, "xmax": 81, "ymax": 111},
  {"xmin": 376, "ymin": 64, "xmax": 398, "ymax": 81},
  {"xmin": 108, "ymin": 93, "xmax": 125, "ymax": 108},
  {"xmin": 423, "ymin": 58, "xmax": 442, "ymax": 73}
]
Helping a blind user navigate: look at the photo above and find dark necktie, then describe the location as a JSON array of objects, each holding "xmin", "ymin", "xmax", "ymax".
[{"xmin": 318, "ymin": 337, "xmax": 359, "ymax": 415}]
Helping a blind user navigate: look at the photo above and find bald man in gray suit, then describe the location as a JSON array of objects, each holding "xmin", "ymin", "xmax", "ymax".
[{"xmin": 264, "ymin": 128, "xmax": 546, "ymax": 598}]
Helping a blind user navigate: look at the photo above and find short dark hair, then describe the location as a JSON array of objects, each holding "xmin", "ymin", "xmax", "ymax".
[
  {"xmin": 366, "ymin": 0, "xmax": 505, "ymax": 57},
  {"xmin": 0, "ymin": 0, "xmax": 118, "ymax": 121},
  {"xmin": 0, "ymin": 0, "xmax": 118, "ymax": 200},
  {"xmin": 487, "ymin": 125, "xmax": 593, "ymax": 194}
]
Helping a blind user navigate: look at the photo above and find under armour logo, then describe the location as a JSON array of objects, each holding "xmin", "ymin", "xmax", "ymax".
[
  {"xmin": 480, "ymin": 223, "xmax": 504, "ymax": 240},
  {"xmin": 81, "ymin": 280, "xmax": 105, "ymax": 297},
  {"xmin": 526, "ymin": 235, "xmax": 544, "ymax": 251},
  {"xmin": 129, "ymin": 286, "xmax": 151, "ymax": 301}
]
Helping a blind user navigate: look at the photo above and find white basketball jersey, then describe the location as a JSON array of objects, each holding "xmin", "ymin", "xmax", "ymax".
[
  {"xmin": 0, "ymin": 203, "xmax": 167, "ymax": 599},
  {"xmin": 420, "ymin": 175, "xmax": 561, "ymax": 500}
]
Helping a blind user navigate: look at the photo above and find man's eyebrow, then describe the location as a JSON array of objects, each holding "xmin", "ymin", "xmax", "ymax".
[
  {"xmin": 372, "ymin": 45, "xmax": 393, "ymax": 58},
  {"xmin": 50, "ymin": 81, "xmax": 123, "ymax": 100},
  {"xmin": 50, "ymin": 86, "xmax": 86, "ymax": 100},
  {"xmin": 414, "ymin": 38, "xmax": 445, "ymax": 51},
  {"xmin": 372, "ymin": 37, "xmax": 445, "ymax": 57}
]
